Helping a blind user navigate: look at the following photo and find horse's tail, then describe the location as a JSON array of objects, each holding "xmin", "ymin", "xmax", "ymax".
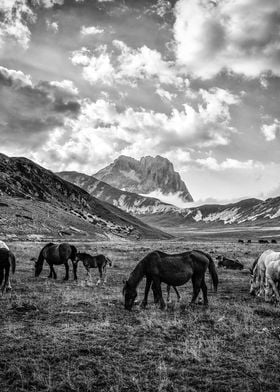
[
  {"xmin": 194, "ymin": 250, "xmax": 218, "ymax": 292},
  {"xmin": 208, "ymin": 257, "xmax": 218, "ymax": 292},
  {"xmin": 10, "ymin": 252, "xmax": 16, "ymax": 274}
]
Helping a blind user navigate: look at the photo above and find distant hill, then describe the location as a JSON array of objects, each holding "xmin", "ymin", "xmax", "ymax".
[
  {"xmin": 93, "ymin": 155, "xmax": 193, "ymax": 203},
  {"xmin": 140, "ymin": 197, "xmax": 280, "ymax": 228},
  {"xmin": 57, "ymin": 171, "xmax": 178, "ymax": 215},
  {"xmin": 0, "ymin": 153, "xmax": 171, "ymax": 240}
]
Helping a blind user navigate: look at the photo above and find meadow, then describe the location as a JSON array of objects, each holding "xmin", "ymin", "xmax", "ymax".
[{"xmin": 1, "ymin": 238, "xmax": 280, "ymax": 392}]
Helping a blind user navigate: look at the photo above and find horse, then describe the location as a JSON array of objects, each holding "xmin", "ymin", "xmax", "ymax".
[
  {"xmin": 75, "ymin": 252, "xmax": 112, "ymax": 285},
  {"xmin": 250, "ymin": 250, "xmax": 280, "ymax": 298},
  {"xmin": 123, "ymin": 249, "xmax": 218, "ymax": 311},
  {"xmin": 216, "ymin": 255, "xmax": 244, "ymax": 270},
  {"xmin": 0, "ymin": 240, "xmax": 9, "ymax": 250},
  {"xmin": 0, "ymin": 248, "xmax": 16, "ymax": 294},
  {"xmin": 34, "ymin": 243, "xmax": 78, "ymax": 280}
]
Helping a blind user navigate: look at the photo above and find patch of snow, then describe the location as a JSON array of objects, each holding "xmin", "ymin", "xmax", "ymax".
[
  {"xmin": 193, "ymin": 210, "xmax": 202, "ymax": 222},
  {"xmin": 203, "ymin": 208, "xmax": 241, "ymax": 224}
]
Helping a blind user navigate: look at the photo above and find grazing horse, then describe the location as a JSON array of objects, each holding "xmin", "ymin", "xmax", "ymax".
[
  {"xmin": 250, "ymin": 250, "xmax": 280, "ymax": 299},
  {"xmin": 123, "ymin": 249, "xmax": 218, "ymax": 311},
  {"xmin": 0, "ymin": 248, "xmax": 16, "ymax": 294},
  {"xmin": 216, "ymin": 255, "xmax": 244, "ymax": 270},
  {"xmin": 75, "ymin": 252, "xmax": 112, "ymax": 285},
  {"xmin": 34, "ymin": 243, "xmax": 78, "ymax": 280}
]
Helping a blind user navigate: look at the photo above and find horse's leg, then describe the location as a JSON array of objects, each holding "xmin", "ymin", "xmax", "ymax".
[
  {"xmin": 72, "ymin": 261, "xmax": 77, "ymax": 281},
  {"xmin": 48, "ymin": 263, "xmax": 53, "ymax": 278},
  {"xmin": 6, "ymin": 277, "xmax": 12, "ymax": 292},
  {"xmin": 153, "ymin": 278, "xmax": 165, "ymax": 310},
  {"xmin": 141, "ymin": 277, "xmax": 152, "ymax": 308},
  {"xmin": 102, "ymin": 265, "xmax": 107, "ymax": 284},
  {"xmin": 63, "ymin": 260, "xmax": 69, "ymax": 281},
  {"xmin": 96, "ymin": 266, "xmax": 102, "ymax": 285},
  {"xmin": 173, "ymin": 286, "xmax": 181, "ymax": 302},
  {"xmin": 86, "ymin": 267, "xmax": 91, "ymax": 281},
  {"xmin": 2, "ymin": 265, "xmax": 9, "ymax": 295},
  {"xmin": 200, "ymin": 277, "xmax": 208, "ymax": 306},
  {"xmin": 266, "ymin": 275, "xmax": 280, "ymax": 302},
  {"xmin": 190, "ymin": 275, "xmax": 202, "ymax": 305},
  {"xmin": 167, "ymin": 285, "xmax": 171, "ymax": 303},
  {"xmin": 259, "ymin": 268, "xmax": 266, "ymax": 297},
  {"xmin": 0, "ymin": 268, "xmax": 3, "ymax": 294},
  {"xmin": 151, "ymin": 282, "xmax": 159, "ymax": 304}
]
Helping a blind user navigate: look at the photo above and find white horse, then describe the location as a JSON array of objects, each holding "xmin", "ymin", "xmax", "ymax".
[
  {"xmin": 0, "ymin": 240, "xmax": 9, "ymax": 250},
  {"xmin": 250, "ymin": 250, "xmax": 280, "ymax": 301},
  {"xmin": 0, "ymin": 240, "xmax": 12, "ymax": 292}
]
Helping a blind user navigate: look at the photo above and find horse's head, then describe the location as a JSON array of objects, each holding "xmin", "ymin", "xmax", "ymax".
[
  {"xmin": 249, "ymin": 270, "xmax": 259, "ymax": 296},
  {"xmin": 106, "ymin": 257, "xmax": 112, "ymax": 267},
  {"xmin": 34, "ymin": 258, "xmax": 43, "ymax": 277},
  {"xmin": 122, "ymin": 280, "xmax": 137, "ymax": 311}
]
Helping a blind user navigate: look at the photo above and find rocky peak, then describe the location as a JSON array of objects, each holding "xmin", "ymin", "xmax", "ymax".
[{"xmin": 94, "ymin": 155, "xmax": 193, "ymax": 203}]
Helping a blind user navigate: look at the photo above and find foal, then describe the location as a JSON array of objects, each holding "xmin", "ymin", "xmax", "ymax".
[{"xmin": 76, "ymin": 252, "xmax": 112, "ymax": 285}]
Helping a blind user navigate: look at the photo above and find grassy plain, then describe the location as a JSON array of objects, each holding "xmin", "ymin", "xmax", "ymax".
[{"xmin": 1, "ymin": 238, "xmax": 280, "ymax": 392}]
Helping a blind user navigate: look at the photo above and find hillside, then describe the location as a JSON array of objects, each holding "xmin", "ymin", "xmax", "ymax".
[
  {"xmin": 93, "ymin": 155, "xmax": 193, "ymax": 203},
  {"xmin": 57, "ymin": 171, "xmax": 178, "ymax": 215},
  {"xmin": 139, "ymin": 197, "xmax": 280, "ymax": 228},
  {"xmin": 0, "ymin": 153, "xmax": 171, "ymax": 240}
]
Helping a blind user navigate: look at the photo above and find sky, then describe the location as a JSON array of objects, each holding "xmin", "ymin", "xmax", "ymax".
[{"xmin": 0, "ymin": 0, "xmax": 280, "ymax": 205}]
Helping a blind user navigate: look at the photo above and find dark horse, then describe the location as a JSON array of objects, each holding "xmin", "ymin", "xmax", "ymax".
[
  {"xmin": 0, "ymin": 248, "xmax": 16, "ymax": 294},
  {"xmin": 123, "ymin": 249, "xmax": 218, "ymax": 310},
  {"xmin": 34, "ymin": 243, "xmax": 78, "ymax": 280},
  {"xmin": 75, "ymin": 252, "xmax": 112, "ymax": 285}
]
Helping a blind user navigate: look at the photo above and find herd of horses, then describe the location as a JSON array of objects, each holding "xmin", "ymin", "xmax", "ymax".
[{"xmin": 0, "ymin": 239, "xmax": 279, "ymax": 311}]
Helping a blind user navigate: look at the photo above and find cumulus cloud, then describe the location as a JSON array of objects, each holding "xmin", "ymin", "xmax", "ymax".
[
  {"xmin": 195, "ymin": 157, "xmax": 264, "ymax": 171},
  {"xmin": 70, "ymin": 41, "xmax": 184, "ymax": 87},
  {"xmin": 174, "ymin": 0, "xmax": 280, "ymax": 78},
  {"xmin": 0, "ymin": 66, "xmax": 80, "ymax": 149},
  {"xmin": 81, "ymin": 25, "xmax": 104, "ymax": 35},
  {"xmin": 39, "ymin": 86, "xmax": 239, "ymax": 171},
  {"xmin": 0, "ymin": 0, "xmax": 63, "ymax": 48},
  {"xmin": 261, "ymin": 119, "xmax": 280, "ymax": 141}
]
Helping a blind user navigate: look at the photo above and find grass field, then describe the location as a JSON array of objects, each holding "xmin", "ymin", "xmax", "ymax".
[{"xmin": 1, "ymin": 239, "xmax": 280, "ymax": 392}]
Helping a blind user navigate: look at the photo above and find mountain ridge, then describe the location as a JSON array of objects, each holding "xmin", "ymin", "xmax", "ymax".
[
  {"xmin": 57, "ymin": 170, "xmax": 179, "ymax": 215},
  {"xmin": 93, "ymin": 155, "xmax": 193, "ymax": 203},
  {"xmin": 0, "ymin": 154, "xmax": 171, "ymax": 240}
]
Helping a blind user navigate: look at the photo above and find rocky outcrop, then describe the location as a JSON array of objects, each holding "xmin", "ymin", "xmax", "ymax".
[{"xmin": 93, "ymin": 155, "xmax": 193, "ymax": 202}]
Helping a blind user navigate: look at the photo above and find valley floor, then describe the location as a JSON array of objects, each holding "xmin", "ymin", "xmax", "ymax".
[{"xmin": 1, "ymin": 239, "xmax": 280, "ymax": 391}]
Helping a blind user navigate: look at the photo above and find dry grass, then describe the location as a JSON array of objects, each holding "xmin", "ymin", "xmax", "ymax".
[{"xmin": 1, "ymin": 239, "xmax": 280, "ymax": 391}]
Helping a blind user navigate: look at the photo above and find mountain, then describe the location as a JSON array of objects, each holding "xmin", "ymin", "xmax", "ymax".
[
  {"xmin": 0, "ymin": 153, "xmax": 171, "ymax": 240},
  {"xmin": 140, "ymin": 197, "xmax": 280, "ymax": 228},
  {"xmin": 93, "ymin": 155, "xmax": 193, "ymax": 203},
  {"xmin": 57, "ymin": 171, "xmax": 178, "ymax": 215}
]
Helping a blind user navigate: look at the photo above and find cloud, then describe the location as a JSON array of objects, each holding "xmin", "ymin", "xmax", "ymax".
[
  {"xmin": 81, "ymin": 25, "xmax": 104, "ymax": 35},
  {"xmin": 46, "ymin": 19, "xmax": 59, "ymax": 33},
  {"xmin": 70, "ymin": 41, "xmax": 184, "ymax": 87},
  {"xmin": 261, "ymin": 119, "xmax": 280, "ymax": 141},
  {"xmin": 174, "ymin": 0, "xmax": 280, "ymax": 78},
  {"xmin": 0, "ymin": 66, "xmax": 80, "ymax": 149},
  {"xmin": 194, "ymin": 157, "xmax": 264, "ymax": 171},
  {"xmin": 0, "ymin": 0, "xmax": 63, "ymax": 48},
  {"xmin": 39, "ymin": 86, "xmax": 239, "ymax": 171}
]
